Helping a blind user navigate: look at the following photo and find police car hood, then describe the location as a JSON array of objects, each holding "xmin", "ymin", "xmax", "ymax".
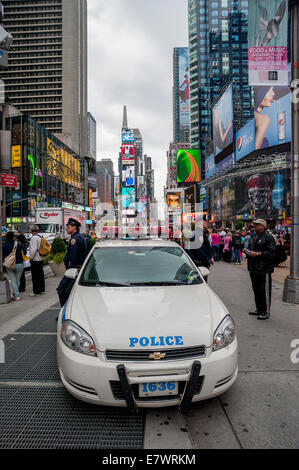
[{"xmin": 69, "ymin": 284, "xmax": 229, "ymax": 351}]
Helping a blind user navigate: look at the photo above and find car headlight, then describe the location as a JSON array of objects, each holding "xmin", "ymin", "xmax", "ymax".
[
  {"xmin": 61, "ymin": 320, "xmax": 97, "ymax": 356},
  {"xmin": 212, "ymin": 315, "xmax": 235, "ymax": 352}
]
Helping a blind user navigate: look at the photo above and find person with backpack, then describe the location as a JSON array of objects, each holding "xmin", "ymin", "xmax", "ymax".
[
  {"xmin": 232, "ymin": 230, "xmax": 242, "ymax": 264},
  {"xmin": 29, "ymin": 225, "xmax": 47, "ymax": 297},
  {"xmin": 3, "ymin": 231, "xmax": 27, "ymax": 301}
]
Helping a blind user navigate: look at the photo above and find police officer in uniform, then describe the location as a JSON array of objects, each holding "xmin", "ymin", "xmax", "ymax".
[
  {"xmin": 57, "ymin": 218, "xmax": 87, "ymax": 307},
  {"xmin": 244, "ymin": 219, "xmax": 276, "ymax": 320}
]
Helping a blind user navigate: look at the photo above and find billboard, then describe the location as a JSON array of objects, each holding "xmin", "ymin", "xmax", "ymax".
[
  {"xmin": 137, "ymin": 175, "xmax": 147, "ymax": 197},
  {"xmin": 176, "ymin": 149, "xmax": 201, "ymax": 183},
  {"xmin": 178, "ymin": 48, "xmax": 190, "ymax": 132},
  {"xmin": 166, "ymin": 192, "xmax": 182, "ymax": 211},
  {"xmin": 114, "ymin": 176, "xmax": 120, "ymax": 198},
  {"xmin": 248, "ymin": 0, "xmax": 288, "ymax": 86},
  {"xmin": 254, "ymin": 84, "xmax": 291, "ymax": 149},
  {"xmin": 121, "ymin": 144, "xmax": 135, "ymax": 163},
  {"xmin": 205, "ymin": 153, "xmax": 216, "ymax": 179},
  {"xmin": 122, "ymin": 128, "xmax": 135, "ymax": 143},
  {"xmin": 121, "ymin": 187, "xmax": 135, "ymax": 209},
  {"xmin": 216, "ymin": 153, "xmax": 235, "ymax": 173},
  {"xmin": 212, "ymin": 85, "xmax": 234, "ymax": 156},
  {"xmin": 235, "ymin": 119, "xmax": 256, "ymax": 162},
  {"xmin": 122, "ymin": 165, "xmax": 135, "ymax": 187},
  {"xmin": 236, "ymin": 170, "xmax": 290, "ymax": 219}
]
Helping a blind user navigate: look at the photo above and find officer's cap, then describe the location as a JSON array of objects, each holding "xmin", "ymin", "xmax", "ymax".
[
  {"xmin": 253, "ymin": 219, "xmax": 267, "ymax": 229},
  {"xmin": 66, "ymin": 218, "xmax": 81, "ymax": 228}
]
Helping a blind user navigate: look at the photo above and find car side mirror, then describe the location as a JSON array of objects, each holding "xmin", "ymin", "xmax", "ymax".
[
  {"xmin": 64, "ymin": 268, "xmax": 78, "ymax": 280},
  {"xmin": 198, "ymin": 267, "xmax": 210, "ymax": 278}
]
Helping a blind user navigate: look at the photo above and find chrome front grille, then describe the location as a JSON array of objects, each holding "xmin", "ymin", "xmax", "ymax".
[{"xmin": 106, "ymin": 345, "xmax": 206, "ymax": 362}]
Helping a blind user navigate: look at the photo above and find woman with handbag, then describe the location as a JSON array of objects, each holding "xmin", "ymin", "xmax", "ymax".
[{"xmin": 2, "ymin": 231, "xmax": 27, "ymax": 301}]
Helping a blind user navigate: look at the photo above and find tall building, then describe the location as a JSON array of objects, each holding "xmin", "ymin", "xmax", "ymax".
[
  {"xmin": 188, "ymin": 0, "xmax": 252, "ymax": 173},
  {"xmin": 96, "ymin": 159, "xmax": 114, "ymax": 202},
  {"xmin": 96, "ymin": 168, "xmax": 112, "ymax": 204},
  {"xmin": 173, "ymin": 47, "xmax": 190, "ymax": 144},
  {"xmin": 87, "ymin": 112, "xmax": 97, "ymax": 159},
  {"xmin": 1, "ymin": 0, "xmax": 88, "ymax": 156},
  {"xmin": 133, "ymin": 128, "xmax": 143, "ymax": 176},
  {"xmin": 166, "ymin": 142, "xmax": 190, "ymax": 189}
]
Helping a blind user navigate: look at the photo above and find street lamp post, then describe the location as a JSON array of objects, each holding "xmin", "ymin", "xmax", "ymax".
[{"xmin": 283, "ymin": 0, "xmax": 299, "ymax": 304}]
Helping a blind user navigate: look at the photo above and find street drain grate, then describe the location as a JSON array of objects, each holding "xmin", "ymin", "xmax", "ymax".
[
  {"xmin": 17, "ymin": 309, "xmax": 59, "ymax": 333},
  {"xmin": 0, "ymin": 386, "xmax": 144, "ymax": 449},
  {"xmin": 0, "ymin": 335, "xmax": 59, "ymax": 382}
]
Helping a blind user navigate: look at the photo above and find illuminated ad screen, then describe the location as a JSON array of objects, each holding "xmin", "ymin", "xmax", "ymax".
[
  {"xmin": 166, "ymin": 192, "xmax": 181, "ymax": 210},
  {"xmin": 212, "ymin": 84, "xmax": 234, "ymax": 156},
  {"xmin": 122, "ymin": 165, "xmax": 135, "ymax": 187},
  {"xmin": 121, "ymin": 144, "xmax": 135, "ymax": 163},
  {"xmin": 176, "ymin": 149, "xmax": 201, "ymax": 183},
  {"xmin": 122, "ymin": 129, "xmax": 135, "ymax": 143},
  {"xmin": 121, "ymin": 187, "xmax": 136, "ymax": 209}
]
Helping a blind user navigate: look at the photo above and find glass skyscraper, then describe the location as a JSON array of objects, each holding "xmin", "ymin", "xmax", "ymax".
[{"xmin": 188, "ymin": 0, "xmax": 253, "ymax": 176}]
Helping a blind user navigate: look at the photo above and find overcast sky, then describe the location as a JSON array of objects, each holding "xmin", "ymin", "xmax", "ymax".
[{"xmin": 88, "ymin": 0, "xmax": 188, "ymax": 202}]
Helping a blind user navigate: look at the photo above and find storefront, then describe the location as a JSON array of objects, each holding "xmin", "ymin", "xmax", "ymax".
[
  {"xmin": 202, "ymin": 156, "xmax": 291, "ymax": 229},
  {"xmin": 4, "ymin": 115, "xmax": 83, "ymax": 223}
]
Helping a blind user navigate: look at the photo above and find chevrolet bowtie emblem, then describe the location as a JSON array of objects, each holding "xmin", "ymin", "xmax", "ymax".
[{"xmin": 149, "ymin": 352, "xmax": 166, "ymax": 360}]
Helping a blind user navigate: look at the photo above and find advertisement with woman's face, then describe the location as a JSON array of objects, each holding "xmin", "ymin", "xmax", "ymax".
[
  {"xmin": 254, "ymin": 85, "xmax": 291, "ymax": 150},
  {"xmin": 212, "ymin": 85, "xmax": 234, "ymax": 156}
]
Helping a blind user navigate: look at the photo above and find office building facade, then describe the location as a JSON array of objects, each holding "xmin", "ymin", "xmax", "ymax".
[
  {"xmin": 188, "ymin": 0, "xmax": 253, "ymax": 174},
  {"xmin": 1, "ymin": 0, "xmax": 88, "ymax": 156}
]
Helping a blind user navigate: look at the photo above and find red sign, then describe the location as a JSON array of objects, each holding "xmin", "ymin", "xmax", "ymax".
[{"xmin": 0, "ymin": 174, "xmax": 18, "ymax": 187}]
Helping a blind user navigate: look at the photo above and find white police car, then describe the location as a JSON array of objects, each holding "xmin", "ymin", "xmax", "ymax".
[{"xmin": 57, "ymin": 239, "xmax": 238, "ymax": 411}]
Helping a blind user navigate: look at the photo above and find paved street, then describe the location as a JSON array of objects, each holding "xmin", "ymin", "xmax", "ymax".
[{"xmin": 0, "ymin": 262, "xmax": 298, "ymax": 449}]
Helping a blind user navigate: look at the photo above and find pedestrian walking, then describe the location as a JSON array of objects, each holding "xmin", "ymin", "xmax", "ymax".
[
  {"xmin": 29, "ymin": 225, "xmax": 45, "ymax": 297},
  {"xmin": 232, "ymin": 230, "xmax": 242, "ymax": 264},
  {"xmin": 3, "ymin": 231, "xmax": 27, "ymax": 301},
  {"xmin": 218, "ymin": 228, "xmax": 226, "ymax": 261},
  {"xmin": 223, "ymin": 231, "xmax": 233, "ymax": 263},
  {"xmin": 57, "ymin": 218, "xmax": 87, "ymax": 307},
  {"xmin": 211, "ymin": 229, "xmax": 221, "ymax": 262},
  {"xmin": 244, "ymin": 219, "xmax": 276, "ymax": 320}
]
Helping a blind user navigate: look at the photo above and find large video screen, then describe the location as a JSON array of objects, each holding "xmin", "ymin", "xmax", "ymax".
[
  {"xmin": 122, "ymin": 129, "xmax": 135, "ymax": 143},
  {"xmin": 121, "ymin": 187, "xmax": 136, "ymax": 209},
  {"xmin": 122, "ymin": 165, "xmax": 135, "ymax": 187},
  {"xmin": 178, "ymin": 47, "xmax": 190, "ymax": 133},
  {"xmin": 121, "ymin": 144, "xmax": 135, "ymax": 163},
  {"xmin": 176, "ymin": 149, "xmax": 201, "ymax": 183},
  {"xmin": 212, "ymin": 84, "xmax": 234, "ymax": 156}
]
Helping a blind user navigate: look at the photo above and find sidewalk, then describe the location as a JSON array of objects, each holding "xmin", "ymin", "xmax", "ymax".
[
  {"xmin": 0, "ymin": 267, "xmax": 62, "ymax": 339},
  {"xmin": 185, "ymin": 261, "xmax": 299, "ymax": 449}
]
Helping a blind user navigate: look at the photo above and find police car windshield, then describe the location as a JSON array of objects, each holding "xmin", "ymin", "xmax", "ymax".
[{"xmin": 79, "ymin": 246, "xmax": 203, "ymax": 286}]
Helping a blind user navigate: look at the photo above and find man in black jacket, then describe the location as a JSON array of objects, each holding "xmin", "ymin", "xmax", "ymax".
[
  {"xmin": 244, "ymin": 219, "xmax": 276, "ymax": 320},
  {"xmin": 184, "ymin": 216, "xmax": 213, "ymax": 282}
]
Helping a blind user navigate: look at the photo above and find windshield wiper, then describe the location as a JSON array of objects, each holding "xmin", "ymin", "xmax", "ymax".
[
  {"xmin": 80, "ymin": 280, "xmax": 132, "ymax": 287},
  {"xmin": 129, "ymin": 280, "xmax": 201, "ymax": 286}
]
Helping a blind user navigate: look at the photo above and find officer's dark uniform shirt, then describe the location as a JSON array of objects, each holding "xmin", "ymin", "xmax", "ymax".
[
  {"xmin": 64, "ymin": 231, "xmax": 87, "ymax": 269},
  {"xmin": 247, "ymin": 231, "xmax": 276, "ymax": 274}
]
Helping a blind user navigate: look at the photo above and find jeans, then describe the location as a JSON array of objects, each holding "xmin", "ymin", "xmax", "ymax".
[
  {"xmin": 212, "ymin": 245, "xmax": 219, "ymax": 262},
  {"xmin": 233, "ymin": 248, "xmax": 241, "ymax": 264},
  {"xmin": 6, "ymin": 263, "xmax": 24, "ymax": 298}
]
